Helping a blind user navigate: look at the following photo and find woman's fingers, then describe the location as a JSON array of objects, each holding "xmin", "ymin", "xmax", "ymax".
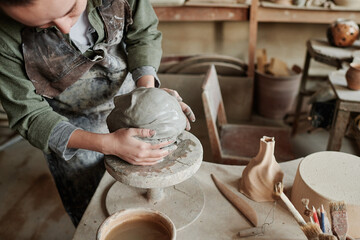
[
  {"xmin": 150, "ymin": 139, "xmax": 175, "ymax": 150},
  {"xmin": 130, "ymin": 128, "xmax": 156, "ymax": 138},
  {"xmin": 162, "ymin": 88, "xmax": 183, "ymax": 102},
  {"xmin": 179, "ymin": 101, "xmax": 195, "ymax": 122},
  {"xmin": 161, "ymin": 88, "xmax": 196, "ymax": 131},
  {"xmin": 127, "ymin": 148, "xmax": 175, "ymax": 165}
]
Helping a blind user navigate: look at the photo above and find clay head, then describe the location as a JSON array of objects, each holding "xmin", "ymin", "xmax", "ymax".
[
  {"xmin": 106, "ymin": 87, "xmax": 187, "ymax": 142},
  {"xmin": 327, "ymin": 19, "xmax": 359, "ymax": 47}
]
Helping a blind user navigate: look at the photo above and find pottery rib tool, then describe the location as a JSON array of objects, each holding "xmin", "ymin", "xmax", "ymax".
[
  {"xmin": 211, "ymin": 174, "xmax": 258, "ymax": 227},
  {"xmin": 330, "ymin": 201, "xmax": 348, "ymax": 240},
  {"xmin": 274, "ymin": 182, "xmax": 322, "ymax": 240}
]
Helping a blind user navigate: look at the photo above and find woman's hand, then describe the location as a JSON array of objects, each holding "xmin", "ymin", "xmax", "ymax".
[
  {"xmin": 68, "ymin": 128, "xmax": 175, "ymax": 166},
  {"xmin": 102, "ymin": 128, "xmax": 175, "ymax": 165},
  {"xmin": 162, "ymin": 88, "xmax": 196, "ymax": 131}
]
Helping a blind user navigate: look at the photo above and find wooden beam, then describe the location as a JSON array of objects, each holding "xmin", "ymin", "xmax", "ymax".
[
  {"xmin": 154, "ymin": 6, "xmax": 249, "ymax": 22},
  {"xmin": 248, "ymin": 0, "xmax": 259, "ymax": 78}
]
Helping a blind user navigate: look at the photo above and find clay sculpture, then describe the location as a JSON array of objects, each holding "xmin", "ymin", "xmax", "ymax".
[
  {"xmin": 238, "ymin": 136, "xmax": 284, "ymax": 202},
  {"xmin": 106, "ymin": 87, "xmax": 187, "ymax": 146}
]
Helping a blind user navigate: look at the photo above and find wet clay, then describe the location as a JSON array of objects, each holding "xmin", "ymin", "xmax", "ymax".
[
  {"xmin": 238, "ymin": 136, "xmax": 284, "ymax": 202},
  {"xmin": 106, "ymin": 87, "xmax": 187, "ymax": 141},
  {"xmin": 104, "ymin": 218, "xmax": 171, "ymax": 240}
]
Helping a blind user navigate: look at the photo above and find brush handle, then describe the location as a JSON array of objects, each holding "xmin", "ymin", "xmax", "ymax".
[{"xmin": 279, "ymin": 192, "xmax": 307, "ymax": 226}]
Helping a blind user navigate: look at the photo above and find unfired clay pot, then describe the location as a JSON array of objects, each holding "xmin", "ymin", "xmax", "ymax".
[
  {"xmin": 345, "ymin": 63, "xmax": 360, "ymax": 90},
  {"xmin": 239, "ymin": 136, "xmax": 284, "ymax": 202},
  {"xmin": 97, "ymin": 208, "xmax": 176, "ymax": 240},
  {"xmin": 327, "ymin": 19, "xmax": 359, "ymax": 47}
]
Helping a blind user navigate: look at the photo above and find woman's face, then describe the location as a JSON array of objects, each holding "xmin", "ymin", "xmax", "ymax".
[{"xmin": 1, "ymin": 0, "xmax": 87, "ymax": 34}]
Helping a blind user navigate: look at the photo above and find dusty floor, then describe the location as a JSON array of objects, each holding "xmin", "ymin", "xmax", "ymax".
[{"xmin": 0, "ymin": 118, "xmax": 359, "ymax": 240}]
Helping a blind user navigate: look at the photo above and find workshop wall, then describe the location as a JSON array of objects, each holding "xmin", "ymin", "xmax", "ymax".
[{"xmin": 158, "ymin": 22, "xmax": 334, "ymax": 74}]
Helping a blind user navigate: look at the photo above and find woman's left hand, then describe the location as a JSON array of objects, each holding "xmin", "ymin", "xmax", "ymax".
[
  {"xmin": 136, "ymin": 76, "xmax": 196, "ymax": 130},
  {"xmin": 162, "ymin": 88, "xmax": 196, "ymax": 131}
]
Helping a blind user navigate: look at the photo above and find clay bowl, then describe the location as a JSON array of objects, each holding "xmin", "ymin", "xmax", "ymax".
[
  {"xmin": 346, "ymin": 63, "xmax": 360, "ymax": 90},
  {"xmin": 97, "ymin": 208, "xmax": 176, "ymax": 240}
]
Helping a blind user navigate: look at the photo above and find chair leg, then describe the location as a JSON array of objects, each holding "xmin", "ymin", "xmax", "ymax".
[
  {"xmin": 327, "ymin": 102, "xmax": 350, "ymax": 151},
  {"xmin": 292, "ymin": 50, "xmax": 311, "ymax": 136}
]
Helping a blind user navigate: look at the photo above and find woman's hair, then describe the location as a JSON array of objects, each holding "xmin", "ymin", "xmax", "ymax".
[{"xmin": 0, "ymin": 0, "xmax": 35, "ymax": 6}]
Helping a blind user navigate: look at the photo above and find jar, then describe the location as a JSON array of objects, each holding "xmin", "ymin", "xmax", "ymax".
[{"xmin": 345, "ymin": 63, "xmax": 360, "ymax": 90}]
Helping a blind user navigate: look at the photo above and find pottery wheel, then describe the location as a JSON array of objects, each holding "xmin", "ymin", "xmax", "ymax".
[
  {"xmin": 106, "ymin": 177, "xmax": 205, "ymax": 230},
  {"xmin": 105, "ymin": 131, "xmax": 204, "ymax": 230}
]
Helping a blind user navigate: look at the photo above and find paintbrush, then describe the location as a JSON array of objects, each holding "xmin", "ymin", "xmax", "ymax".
[
  {"xmin": 330, "ymin": 201, "xmax": 348, "ymax": 240},
  {"xmin": 318, "ymin": 233, "xmax": 337, "ymax": 240},
  {"xmin": 274, "ymin": 182, "xmax": 322, "ymax": 240}
]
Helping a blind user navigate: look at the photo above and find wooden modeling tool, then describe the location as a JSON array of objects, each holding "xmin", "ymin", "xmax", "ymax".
[
  {"xmin": 274, "ymin": 182, "xmax": 322, "ymax": 240},
  {"xmin": 330, "ymin": 201, "xmax": 348, "ymax": 240},
  {"xmin": 211, "ymin": 174, "xmax": 258, "ymax": 227}
]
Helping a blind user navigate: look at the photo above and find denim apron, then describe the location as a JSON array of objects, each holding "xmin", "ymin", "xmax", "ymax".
[{"xmin": 21, "ymin": 0, "xmax": 135, "ymax": 226}]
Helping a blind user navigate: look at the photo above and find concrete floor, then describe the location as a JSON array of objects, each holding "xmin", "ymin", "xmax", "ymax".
[{"xmin": 0, "ymin": 120, "xmax": 359, "ymax": 240}]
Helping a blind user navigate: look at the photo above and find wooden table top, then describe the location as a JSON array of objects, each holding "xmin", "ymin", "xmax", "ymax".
[{"xmin": 72, "ymin": 159, "xmax": 309, "ymax": 240}]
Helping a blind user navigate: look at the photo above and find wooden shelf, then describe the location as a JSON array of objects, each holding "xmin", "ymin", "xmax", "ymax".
[
  {"xmin": 154, "ymin": 6, "xmax": 249, "ymax": 22},
  {"xmin": 257, "ymin": 6, "xmax": 360, "ymax": 24},
  {"xmin": 153, "ymin": 2, "xmax": 360, "ymax": 77}
]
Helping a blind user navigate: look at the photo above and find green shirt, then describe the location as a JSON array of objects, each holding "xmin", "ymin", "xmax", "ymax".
[{"xmin": 0, "ymin": 0, "xmax": 162, "ymax": 152}]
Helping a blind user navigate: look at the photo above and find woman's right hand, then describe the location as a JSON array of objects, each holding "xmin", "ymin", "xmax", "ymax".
[{"xmin": 102, "ymin": 128, "xmax": 175, "ymax": 166}]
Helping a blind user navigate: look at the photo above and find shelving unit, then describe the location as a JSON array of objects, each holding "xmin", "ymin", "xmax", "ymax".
[
  {"xmin": 248, "ymin": 0, "xmax": 360, "ymax": 77},
  {"xmin": 154, "ymin": 5, "xmax": 249, "ymax": 21},
  {"xmin": 155, "ymin": 1, "xmax": 360, "ymax": 77}
]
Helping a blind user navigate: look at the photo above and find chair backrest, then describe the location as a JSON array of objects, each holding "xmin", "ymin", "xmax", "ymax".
[{"xmin": 201, "ymin": 65, "xmax": 228, "ymax": 161}]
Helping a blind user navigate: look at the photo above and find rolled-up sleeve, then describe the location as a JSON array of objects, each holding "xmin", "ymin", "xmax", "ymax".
[
  {"xmin": 0, "ymin": 24, "xmax": 68, "ymax": 153},
  {"xmin": 125, "ymin": 0, "xmax": 162, "ymax": 73}
]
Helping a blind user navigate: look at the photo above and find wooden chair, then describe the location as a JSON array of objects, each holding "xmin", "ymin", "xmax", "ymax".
[
  {"xmin": 292, "ymin": 39, "xmax": 359, "ymax": 135},
  {"xmin": 201, "ymin": 65, "xmax": 294, "ymax": 165}
]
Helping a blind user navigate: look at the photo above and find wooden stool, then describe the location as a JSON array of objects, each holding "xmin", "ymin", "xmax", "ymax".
[
  {"xmin": 327, "ymin": 70, "xmax": 360, "ymax": 151},
  {"xmin": 291, "ymin": 39, "xmax": 359, "ymax": 135}
]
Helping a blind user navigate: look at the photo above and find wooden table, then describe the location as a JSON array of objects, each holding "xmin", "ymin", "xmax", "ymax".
[
  {"xmin": 72, "ymin": 159, "xmax": 309, "ymax": 240},
  {"xmin": 327, "ymin": 70, "xmax": 360, "ymax": 150}
]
